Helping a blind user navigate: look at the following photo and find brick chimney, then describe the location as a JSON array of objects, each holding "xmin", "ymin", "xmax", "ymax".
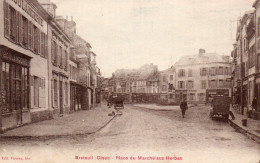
[
  {"xmin": 38, "ymin": 0, "xmax": 57, "ymax": 18},
  {"xmin": 65, "ymin": 16, "xmax": 76, "ymax": 34},
  {"xmin": 199, "ymin": 49, "xmax": 206, "ymax": 57}
]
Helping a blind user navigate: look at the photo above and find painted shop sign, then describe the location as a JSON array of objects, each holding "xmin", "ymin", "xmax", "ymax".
[
  {"xmin": 0, "ymin": 51, "xmax": 30, "ymax": 67},
  {"xmin": 9, "ymin": 0, "xmax": 43, "ymax": 26}
]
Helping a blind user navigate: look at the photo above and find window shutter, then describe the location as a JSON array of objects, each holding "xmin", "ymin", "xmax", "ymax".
[
  {"xmin": 40, "ymin": 32, "xmax": 44, "ymax": 57},
  {"xmin": 51, "ymin": 79, "xmax": 54, "ymax": 107},
  {"xmin": 28, "ymin": 21, "xmax": 32, "ymax": 50},
  {"xmin": 4, "ymin": 2, "xmax": 10, "ymax": 39},
  {"xmin": 17, "ymin": 12, "xmax": 22, "ymax": 45},
  {"xmin": 51, "ymin": 40, "xmax": 55, "ymax": 63},
  {"xmin": 45, "ymin": 34, "xmax": 48, "ymax": 59}
]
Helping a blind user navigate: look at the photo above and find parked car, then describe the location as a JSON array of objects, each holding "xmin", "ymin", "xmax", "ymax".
[{"xmin": 209, "ymin": 96, "xmax": 231, "ymax": 122}]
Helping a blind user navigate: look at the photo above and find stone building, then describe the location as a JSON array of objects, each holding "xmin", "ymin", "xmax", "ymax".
[
  {"xmin": 0, "ymin": 0, "xmax": 49, "ymax": 131},
  {"xmin": 0, "ymin": 0, "xmax": 102, "ymax": 132},
  {"xmin": 231, "ymin": 1, "xmax": 260, "ymax": 119},
  {"xmin": 40, "ymin": 0, "xmax": 71, "ymax": 118},
  {"xmin": 158, "ymin": 66, "xmax": 176, "ymax": 104},
  {"xmin": 175, "ymin": 49, "xmax": 232, "ymax": 104}
]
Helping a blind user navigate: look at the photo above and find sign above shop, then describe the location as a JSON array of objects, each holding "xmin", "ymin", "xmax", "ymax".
[
  {"xmin": 10, "ymin": 0, "xmax": 43, "ymax": 26},
  {"xmin": 0, "ymin": 50, "xmax": 30, "ymax": 67}
]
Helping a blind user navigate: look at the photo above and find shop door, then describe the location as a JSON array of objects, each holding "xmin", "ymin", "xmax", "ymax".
[{"xmin": 59, "ymin": 81, "xmax": 63, "ymax": 114}]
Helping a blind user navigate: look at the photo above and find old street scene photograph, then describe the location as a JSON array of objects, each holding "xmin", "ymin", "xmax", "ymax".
[{"xmin": 0, "ymin": 0, "xmax": 260, "ymax": 162}]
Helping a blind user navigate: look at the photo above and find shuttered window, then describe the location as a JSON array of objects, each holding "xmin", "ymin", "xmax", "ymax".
[
  {"xmin": 4, "ymin": 1, "xmax": 10, "ymax": 38},
  {"xmin": 22, "ymin": 16, "xmax": 28, "ymax": 48},
  {"xmin": 10, "ymin": 6, "xmax": 17, "ymax": 42},
  {"xmin": 17, "ymin": 12, "xmax": 22, "ymax": 45}
]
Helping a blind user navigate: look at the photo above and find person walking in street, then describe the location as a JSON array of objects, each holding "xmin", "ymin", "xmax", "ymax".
[
  {"xmin": 248, "ymin": 97, "xmax": 257, "ymax": 118},
  {"xmin": 180, "ymin": 99, "xmax": 188, "ymax": 118}
]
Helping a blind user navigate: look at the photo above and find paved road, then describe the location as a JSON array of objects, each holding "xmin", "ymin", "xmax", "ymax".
[{"xmin": 0, "ymin": 105, "xmax": 259, "ymax": 163}]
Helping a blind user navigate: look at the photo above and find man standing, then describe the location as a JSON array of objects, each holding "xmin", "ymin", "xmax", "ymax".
[{"xmin": 180, "ymin": 99, "xmax": 188, "ymax": 118}]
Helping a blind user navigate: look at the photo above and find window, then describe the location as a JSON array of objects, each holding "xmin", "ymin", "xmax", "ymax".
[
  {"xmin": 178, "ymin": 69, "xmax": 185, "ymax": 77},
  {"xmin": 65, "ymin": 82, "xmax": 68, "ymax": 105},
  {"xmin": 17, "ymin": 12, "xmax": 22, "ymax": 45},
  {"xmin": 210, "ymin": 67, "xmax": 216, "ymax": 76},
  {"xmin": 1, "ymin": 62, "xmax": 29, "ymax": 112},
  {"xmin": 51, "ymin": 40, "xmax": 56, "ymax": 64},
  {"xmin": 188, "ymin": 69, "xmax": 192, "ymax": 77},
  {"xmin": 9, "ymin": 6, "xmax": 17, "ymax": 42},
  {"xmin": 249, "ymin": 45, "xmax": 256, "ymax": 68},
  {"xmin": 217, "ymin": 67, "xmax": 223, "ymax": 75},
  {"xmin": 224, "ymin": 67, "xmax": 229, "ymax": 75},
  {"xmin": 65, "ymin": 50, "xmax": 68, "ymax": 71},
  {"xmin": 201, "ymin": 80, "xmax": 206, "ymax": 89},
  {"xmin": 198, "ymin": 93, "xmax": 205, "ymax": 101},
  {"xmin": 53, "ymin": 80, "xmax": 58, "ymax": 107},
  {"xmin": 28, "ymin": 21, "xmax": 33, "ymax": 50},
  {"xmin": 178, "ymin": 81, "xmax": 185, "ymax": 89},
  {"xmin": 200, "ymin": 68, "xmax": 207, "ymax": 76},
  {"xmin": 33, "ymin": 76, "xmax": 39, "ymax": 107},
  {"xmin": 40, "ymin": 32, "xmax": 46, "ymax": 58},
  {"xmin": 33, "ymin": 25, "xmax": 40, "ymax": 54},
  {"xmin": 4, "ymin": 1, "xmax": 10, "ymax": 39},
  {"xmin": 218, "ymin": 80, "xmax": 224, "ymax": 88},
  {"xmin": 210, "ymin": 80, "xmax": 217, "ymax": 88},
  {"xmin": 186, "ymin": 80, "xmax": 193, "ymax": 89},
  {"xmin": 189, "ymin": 93, "xmax": 195, "ymax": 101},
  {"xmin": 1, "ymin": 62, "xmax": 11, "ymax": 112},
  {"xmin": 163, "ymin": 76, "xmax": 166, "ymax": 82},
  {"xmin": 170, "ymin": 75, "xmax": 173, "ymax": 81},
  {"xmin": 22, "ymin": 16, "xmax": 28, "ymax": 47},
  {"xmin": 162, "ymin": 85, "xmax": 167, "ymax": 91}
]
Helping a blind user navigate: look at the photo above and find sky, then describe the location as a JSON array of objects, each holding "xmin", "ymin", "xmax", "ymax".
[{"xmin": 52, "ymin": 0, "xmax": 255, "ymax": 77}]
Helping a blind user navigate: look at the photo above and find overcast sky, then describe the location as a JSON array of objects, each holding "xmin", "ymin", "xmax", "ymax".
[{"xmin": 52, "ymin": 0, "xmax": 255, "ymax": 77}]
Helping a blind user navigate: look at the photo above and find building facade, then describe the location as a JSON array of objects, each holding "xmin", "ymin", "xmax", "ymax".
[
  {"xmin": 175, "ymin": 49, "xmax": 232, "ymax": 104},
  {"xmin": 158, "ymin": 67, "xmax": 176, "ymax": 104},
  {"xmin": 0, "ymin": 0, "xmax": 49, "ymax": 130},
  {"xmin": 0, "ymin": 0, "xmax": 101, "ymax": 132}
]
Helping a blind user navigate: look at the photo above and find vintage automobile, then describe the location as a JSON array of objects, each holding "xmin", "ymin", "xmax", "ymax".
[
  {"xmin": 209, "ymin": 95, "xmax": 231, "ymax": 122},
  {"xmin": 113, "ymin": 96, "xmax": 124, "ymax": 109}
]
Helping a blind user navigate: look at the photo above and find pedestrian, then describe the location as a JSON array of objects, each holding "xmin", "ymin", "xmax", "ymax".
[
  {"xmin": 180, "ymin": 99, "xmax": 188, "ymax": 118},
  {"xmin": 248, "ymin": 97, "xmax": 257, "ymax": 118}
]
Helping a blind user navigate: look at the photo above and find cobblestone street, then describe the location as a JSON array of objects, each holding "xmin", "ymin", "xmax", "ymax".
[{"xmin": 0, "ymin": 105, "xmax": 259, "ymax": 163}]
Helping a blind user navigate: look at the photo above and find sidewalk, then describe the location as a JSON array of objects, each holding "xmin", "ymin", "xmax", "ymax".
[
  {"xmin": 134, "ymin": 103, "xmax": 201, "ymax": 111},
  {"xmin": 0, "ymin": 104, "xmax": 117, "ymax": 139},
  {"xmin": 229, "ymin": 107, "xmax": 260, "ymax": 144}
]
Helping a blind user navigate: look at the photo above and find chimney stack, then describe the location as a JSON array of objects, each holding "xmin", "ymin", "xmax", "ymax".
[{"xmin": 199, "ymin": 49, "xmax": 206, "ymax": 57}]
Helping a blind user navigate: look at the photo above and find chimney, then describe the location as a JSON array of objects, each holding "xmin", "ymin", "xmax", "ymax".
[
  {"xmin": 65, "ymin": 16, "xmax": 76, "ymax": 34},
  {"xmin": 38, "ymin": 0, "xmax": 57, "ymax": 18},
  {"xmin": 199, "ymin": 49, "xmax": 206, "ymax": 57}
]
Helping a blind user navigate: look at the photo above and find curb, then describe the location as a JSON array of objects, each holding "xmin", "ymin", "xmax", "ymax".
[
  {"xmin": 0, "ymin": 115, "xmax": 118, "ymax": 141},
  {"xmin": 228, "ymin": 119, "xmax": 260, "ymax": 144}
]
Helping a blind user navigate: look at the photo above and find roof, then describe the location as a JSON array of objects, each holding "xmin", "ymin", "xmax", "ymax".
[{"xmin": 174, "ymin": 53, "xmax": 231, "ymax": 66}]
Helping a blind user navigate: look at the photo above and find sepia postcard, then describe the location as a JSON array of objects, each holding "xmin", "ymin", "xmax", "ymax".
[{"xmin": 0, "ymin": 0, "xmax": 259, "ymax": 163}]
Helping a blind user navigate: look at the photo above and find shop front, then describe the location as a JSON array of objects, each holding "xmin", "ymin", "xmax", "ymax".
[
  {"xmin": 175, "ymin": 90, "xmax": 187, "ymax": 103},
  {"xmin": 255, "ymin": 77, "xmax": 260, "ymax": 119},
  {"xmin": 0, "ymin": 48, "xmax": 31, "ymax": 132}
]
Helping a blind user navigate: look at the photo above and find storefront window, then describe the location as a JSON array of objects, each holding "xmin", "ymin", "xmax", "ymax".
[{"xmin": 1, "ymin": 61, "xmax": 29, "ymax": 113}]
